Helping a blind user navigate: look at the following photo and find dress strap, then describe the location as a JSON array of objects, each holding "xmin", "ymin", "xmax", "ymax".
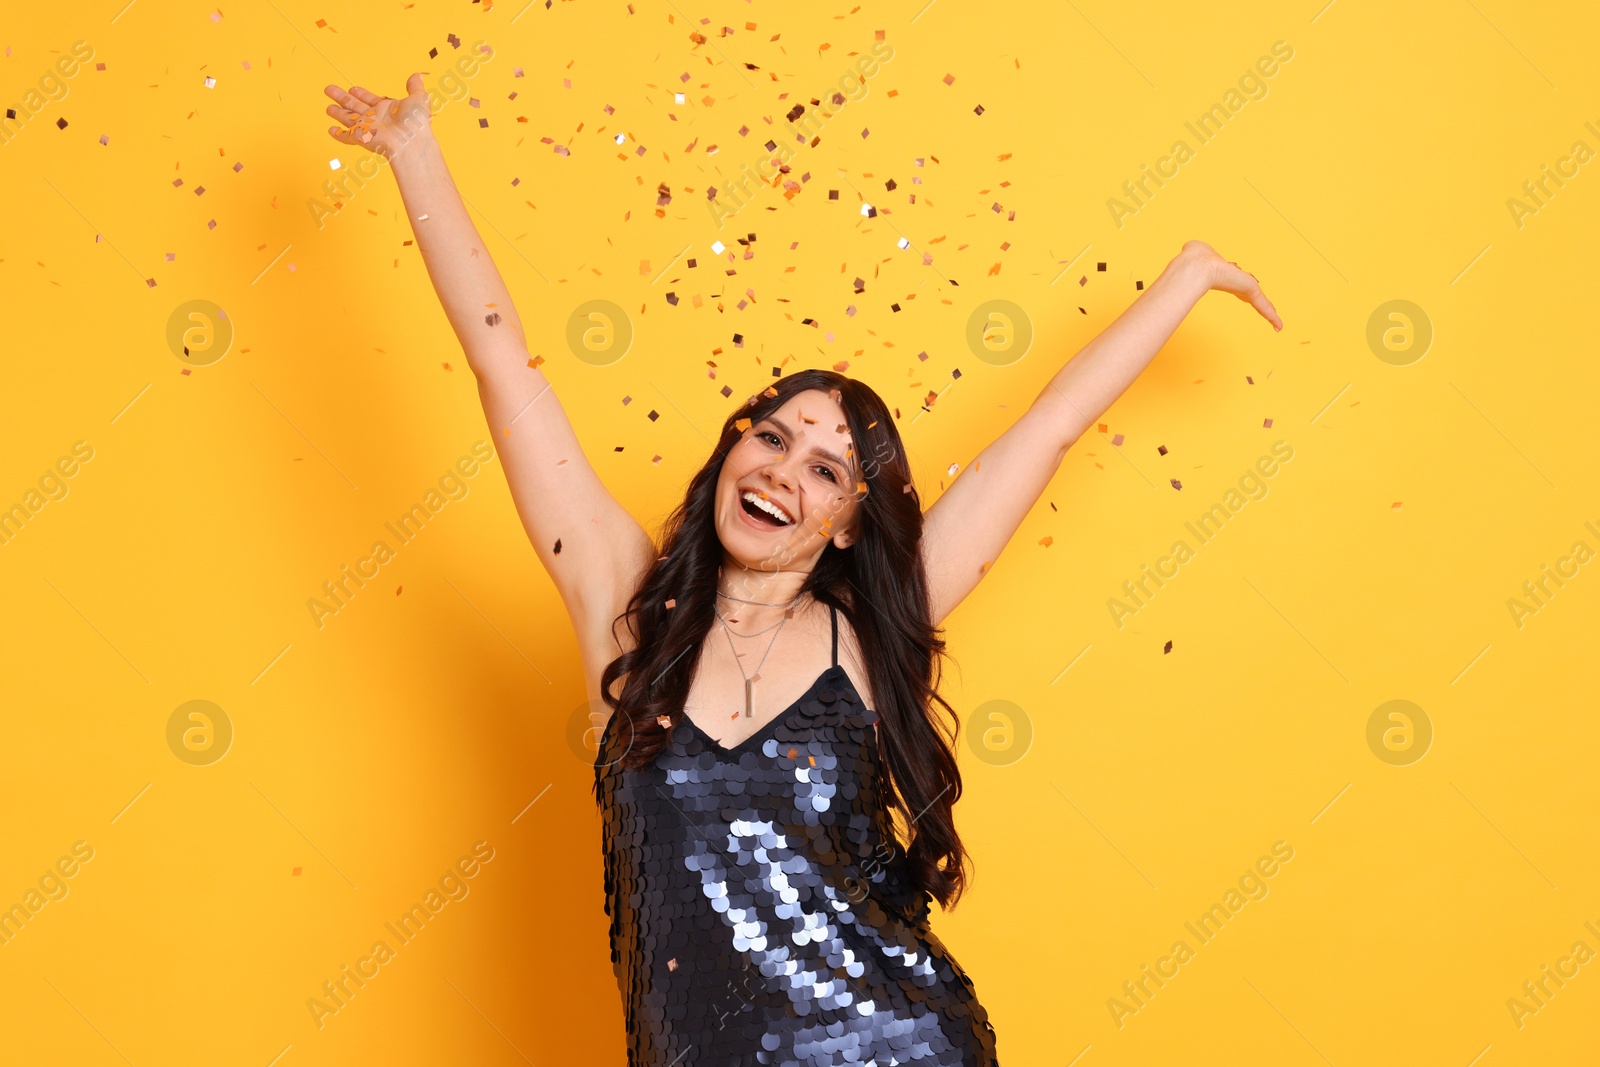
[{"xmin": 829, "ymin": 603, "xmax": 838, "ymax": 667}]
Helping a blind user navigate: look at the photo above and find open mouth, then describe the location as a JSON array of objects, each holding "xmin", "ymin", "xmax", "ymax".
[{"xmin": 739, "ymin": 489, "xmax": 794, "ymax": 528}]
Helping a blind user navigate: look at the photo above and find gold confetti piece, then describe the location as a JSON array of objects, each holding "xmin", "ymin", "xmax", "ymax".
[
  {"xmin": 657, "ymin": 716, "xmax": 672, "ymax": 729},
  {"xmin": 667, "ymin": 958, "xmax": 678, "ymax": 971},
  {"xmin": 1039, "ymin": 536, "xmax": 1053, "ymax": 547},
  {"xmin": 735, "ymin": 417, "xmax": 751, "ymax": 431},
  {"xmin": 664, "ymin": 598, "xmax": 677, "ymax": 609}
]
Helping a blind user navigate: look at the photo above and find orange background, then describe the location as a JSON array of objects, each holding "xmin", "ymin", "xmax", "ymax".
[{"xmin": 2, "ymin": 1, "xmax": 1597, "ymax": 1064}]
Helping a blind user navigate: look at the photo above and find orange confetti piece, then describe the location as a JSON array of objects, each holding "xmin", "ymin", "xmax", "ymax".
[
  {"xmin": 1039, "ymin": 536, "xmax": 1053, "ymax": 547},
  {"xmin": 665, "ymin": 598, "xmax": 677, "ymax": 609},
  {"xmin": 735, "ymin": 417, "xmax": 752, "ymax": 431}
]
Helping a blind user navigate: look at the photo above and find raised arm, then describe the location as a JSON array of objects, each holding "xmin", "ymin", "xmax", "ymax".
[
  {"xmin": 920, "ymin": 241, "xmax": 1281, "ymax": 627},
  {"xmin": 323, "ymin": 73, "xmax": 654, "ymax": 642}
]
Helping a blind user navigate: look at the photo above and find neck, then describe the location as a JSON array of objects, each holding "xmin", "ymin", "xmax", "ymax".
[{"xmin": 717, "ymin": 555, "xmax": 810, "ymax": 620}]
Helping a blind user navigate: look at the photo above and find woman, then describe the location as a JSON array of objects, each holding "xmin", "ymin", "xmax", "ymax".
[{"xmin": 323, "ymin": 74, "xmax": 1280, "ymax": 1065}]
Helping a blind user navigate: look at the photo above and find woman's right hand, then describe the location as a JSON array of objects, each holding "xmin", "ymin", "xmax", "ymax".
[{"xmin": 323, "ymin": 73, "xmax": 432, "ymax": 159}]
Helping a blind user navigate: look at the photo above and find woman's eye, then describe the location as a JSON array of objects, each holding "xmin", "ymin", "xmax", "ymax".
[
  {"xmin": 758, "ymin": 431, "xmax": 781, "ymax": 447},
  {"xmin": 816, "ymin": 467, "xmax": 837, "ymax": 483}
]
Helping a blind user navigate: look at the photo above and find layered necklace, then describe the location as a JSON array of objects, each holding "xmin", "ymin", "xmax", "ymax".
[{"xmin": 714, "ymin": 587, "xmax": 807, "ymax": 718}]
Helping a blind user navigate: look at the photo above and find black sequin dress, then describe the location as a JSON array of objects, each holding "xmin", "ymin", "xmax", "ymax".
[{"xmin": 595, "ymin": 604, "xmax": 999, "ymax": 1065}]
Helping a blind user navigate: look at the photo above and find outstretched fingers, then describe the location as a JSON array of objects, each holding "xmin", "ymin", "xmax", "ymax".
[
  {"xmin": 325, "ymin": 102, "xmax": 360, "ymax": 127},
  {"xmin": 1239, "ymin": 277, "xmax": 1282, "ymax": 331}
]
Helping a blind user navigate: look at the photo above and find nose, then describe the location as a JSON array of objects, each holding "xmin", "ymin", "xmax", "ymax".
[{"xmin": 761, "ymin": 458, "xmax": 796, "ymax": 493}]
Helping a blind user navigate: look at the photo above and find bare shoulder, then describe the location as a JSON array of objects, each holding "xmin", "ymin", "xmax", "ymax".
[
  {"xmin": 574, "ymin": 545, "xmax": 656, "ymax": 712},
  {"xmin": 833, "ymin": 607, "xmax": 880, "ymax": 712}
]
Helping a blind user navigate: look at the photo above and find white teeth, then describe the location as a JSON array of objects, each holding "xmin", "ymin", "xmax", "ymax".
[{"xmin": 741, "ymin": 490, "xmax": 793, "ymax": 525}]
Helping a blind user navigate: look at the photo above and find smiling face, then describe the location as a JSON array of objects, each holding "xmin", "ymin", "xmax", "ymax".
[{"xmin": 714, "ymin": 388, "xmax": 864, "ymax": 576}]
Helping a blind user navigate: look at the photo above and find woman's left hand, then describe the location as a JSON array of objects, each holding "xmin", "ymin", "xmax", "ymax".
[{"xmin": 1179, "ymin": 240, "xmax": 1283, "ymax": 332}]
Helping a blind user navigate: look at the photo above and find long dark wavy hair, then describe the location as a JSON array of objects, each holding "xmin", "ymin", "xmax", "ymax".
[{"xmin": 596, "ymin": 369, "xmax": 970, "ymax": 908}]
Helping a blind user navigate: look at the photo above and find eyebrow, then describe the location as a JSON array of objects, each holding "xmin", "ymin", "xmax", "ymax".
[{"xmin": 763, "ymin": 416, "xmax": 855, "ymax": 477}]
